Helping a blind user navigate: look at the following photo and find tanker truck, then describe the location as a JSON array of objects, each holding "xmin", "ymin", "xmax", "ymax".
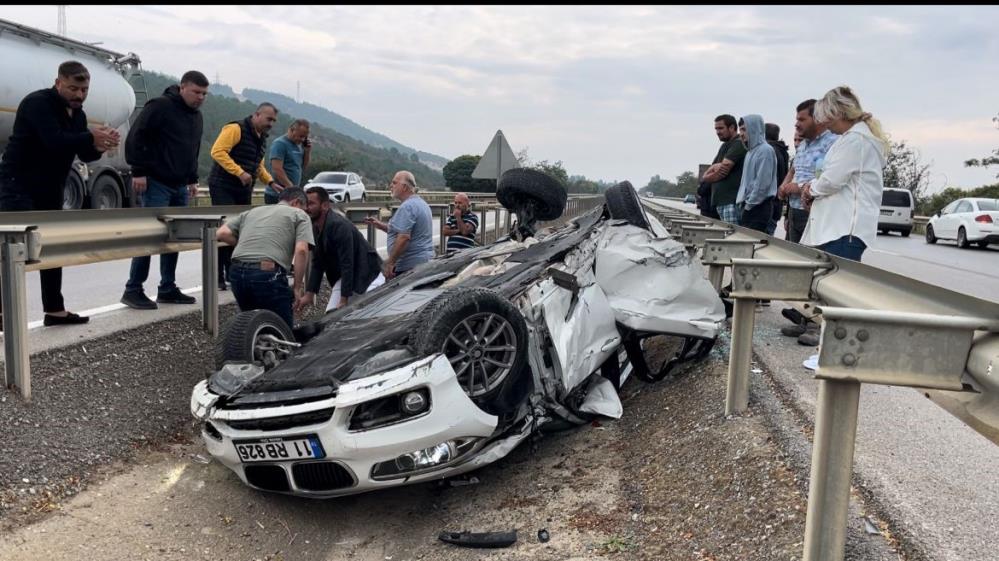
[{"xmin": 0, "ymin": 17, "xmax": 145, "ymax": 209}]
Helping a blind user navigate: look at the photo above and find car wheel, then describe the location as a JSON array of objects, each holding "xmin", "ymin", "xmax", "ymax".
[
  {"xmin": 361, "ymin": 191, "xmax": 367, "ymax": 202},
  {"xmin": 344, "ymin": 193, "xmax": 351, "ymax": 203},
  {"xmin": 604, "ymin": 181, "xmax": 651, "ymax": 231},
  {"xmin": 215, "ymin": 309, "xmax": 296, "ymax": 370},
  {"xmin": 63, "ymin": 171, "xmax": 85, "ymax": 210},
  {"xmin": 497, "ymin": 168, "xmax": 567, "ymax": 222},
  {"xmin": 88, "ymin": 175, "xmax": 123, "ymax": 209},
  {"xmin": 900, "ymin": 228, "xmax": 910, "ymax": 238},
  {"xmin": 410, "ymin": 287, "xmax": 529, "ymax": 415},
  {"xmin": 958, "ymin": 227, "xmax": 970, "ymax": 249},
  {"xmin": 925, "ymin": 225, "xmax": 937, "ymax": 244}
]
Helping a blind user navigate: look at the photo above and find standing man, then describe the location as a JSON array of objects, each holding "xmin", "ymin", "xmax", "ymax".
[
  {"xmin": 208, "ymin": 102, "xmax": 284, "ymax": 290},
  {"xmin": 765, "ymin": 123, "xmax": 790, "ymax": 236},
  {"xmin": 363, "ymin": 171, "xmax": 433, "ymax": 279},
  {"xmin": 297, "ymin": 187, "xmax": 384, "ymax": 313},
  {"xmin": 0, "ymin": 61, "xmax": 120, "ymax": 327},
  {"xmin": 215, "ymin": 187, "xmax": 314, "ymax": 329},
  {"xmin": 777, "ymin": 99, "xmax": 838, "ymax": 244},
  {"xmin": 701, "ymin": 114, "xmax": 747, "ymax": 226},
  {"xmin": 735, "ymin": 115, "xmax": 778, "ymax": 233},
  {"xmin": 442, "ymin": 192, "xmax": 479, "ymax": 252},
  {"xmin": 265, "ymin": 119, "xmax": 311, "ymax": 205},
  {"xmin": 120, "ymin": 70, "xmax": 208, "ymax": 310}
]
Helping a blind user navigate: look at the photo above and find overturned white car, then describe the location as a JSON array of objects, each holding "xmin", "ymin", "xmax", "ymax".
[{"xmin": 191, "ymin": 172, "xmax": 724, "ymax": 497}]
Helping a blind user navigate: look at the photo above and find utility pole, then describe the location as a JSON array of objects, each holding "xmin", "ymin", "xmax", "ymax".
[
  {"xmin": 296, "ymin": 80, "xmax": 300, "ymax": 104},
  {"xmin": 57, "ymin": 5, "xmax": 66, "ymax": 36}
]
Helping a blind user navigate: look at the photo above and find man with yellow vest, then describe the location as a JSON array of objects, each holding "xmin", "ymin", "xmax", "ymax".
[{"xmin": 208, "ymin": 102, "xmax": 284, "ymax": 290}]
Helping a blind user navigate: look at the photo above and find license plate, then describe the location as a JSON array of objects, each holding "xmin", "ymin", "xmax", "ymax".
[
  {"xmin": 234, "ymin": 435, "xmax": 325, "ymax": 463},
  {"xmin": 880, "ymin": 210, "xmax": 892, "ymax": 216}
]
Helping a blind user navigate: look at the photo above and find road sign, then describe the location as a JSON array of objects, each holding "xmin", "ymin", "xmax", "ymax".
[{"xmin": 472, "ymin": 130, "xmax": 520, "ymax": 179}]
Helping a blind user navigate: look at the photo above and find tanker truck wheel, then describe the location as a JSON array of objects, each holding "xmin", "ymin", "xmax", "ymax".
[
  {"xmin": 62, "ymin": 171, "xmax": 85, "ymax": 210},
  {"xmin": 89, "ymin": 175, "xmax": 123, "ymax": 209}
]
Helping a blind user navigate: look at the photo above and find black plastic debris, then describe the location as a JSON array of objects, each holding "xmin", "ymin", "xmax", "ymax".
[
  {"xmin": 438, "ymin": 530, "xmax": 518, "ymax": 548},
  {"xmin": 538, "ymin": 528, "xmax": 550, "ymax": 543}
]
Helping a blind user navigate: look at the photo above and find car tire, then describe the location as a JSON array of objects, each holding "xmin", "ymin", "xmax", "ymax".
[
  {"xmin": 410, "ymin": 287, "xmax": 530, "ymax": 415},
  {"xmin": 63, "ymin": 170, "xmax": 85, "ymax": 210},
  {"xmin": 344, "ymin": 193, "xmax": 351, "ymax": 203},
  {"xmin": 88, "ymin": 175, "xmax": 123, "ymax": 209},
  {"xmin": 604, "ymin": 181, "xmax": 651, "ymax": 231},
  {"xmin": 215, "ymin": 309, "xmax": 296, "ymax": 370},
  {"xmin": 958, "ymin": 227, "xmax": 970, "ymax": 249},
  {"xmin": 497, "ymin": 168, "xmax": 567, "ymax": 221},
  {"xmin": 900, "ymin": 228, "xmax": 911, "ymax": 238},
  {"xmin": 925, "ymin": 225, "xmax": 937, "ymax": 244}
]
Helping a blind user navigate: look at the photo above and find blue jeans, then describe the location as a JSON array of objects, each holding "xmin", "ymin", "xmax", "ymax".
[
  {"xmin": 817, "ymin": 235, "xmax": 867, "ymax": 262},
  {"xmin": 125, "ymin": 178, "xmax": 188, "ymax": 294},
  {"xmin": 228, "ymin": 263, "xmax": 294, "ymax": 329}
]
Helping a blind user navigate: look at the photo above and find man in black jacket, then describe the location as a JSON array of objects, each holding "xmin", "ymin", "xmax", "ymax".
[
  {"xmin": 120, "ymin": 70, "xmax": 208, "ymax": 310},
  {"xmin": 296, "ymin": 186, "xmax": 384, "ymax": 313},
  {"xmin": 0, "ymin": 61, "xmax": 120, "ymax": 327}
]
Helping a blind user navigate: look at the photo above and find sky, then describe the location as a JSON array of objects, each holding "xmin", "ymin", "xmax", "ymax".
[{"xmin": 3, "ymin": 5, "xmax": 999, "ymax": 191}]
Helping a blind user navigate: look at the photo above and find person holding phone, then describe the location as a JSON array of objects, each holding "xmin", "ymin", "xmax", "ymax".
[{"xmin": 265, "ymin": 119, "xmax": 311, "ymax": 205}]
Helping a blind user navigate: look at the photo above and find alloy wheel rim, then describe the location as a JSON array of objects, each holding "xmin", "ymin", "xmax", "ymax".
[{"xmin": 442, "ymin": 312, "xmax": 517, "ymax": 397}]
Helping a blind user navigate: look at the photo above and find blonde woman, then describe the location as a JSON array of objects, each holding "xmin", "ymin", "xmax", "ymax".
[{"xmin": 800, "ymin": 86, "xmax": 890, "ymax": 261}]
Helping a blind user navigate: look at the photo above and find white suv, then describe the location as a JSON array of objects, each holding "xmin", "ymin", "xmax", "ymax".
[
  {"xmin": 878, "ymin": 188, "xmax": 914, "ymax": 237},
  {"xmin": 305, "ymin": 172, "xmax": 366, "ymax": 202}
]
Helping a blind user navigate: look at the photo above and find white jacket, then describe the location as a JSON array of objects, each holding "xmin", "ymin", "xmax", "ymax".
[{"xmin": 801, "ymin": 120, "xmax": 887, "ymax": 249}]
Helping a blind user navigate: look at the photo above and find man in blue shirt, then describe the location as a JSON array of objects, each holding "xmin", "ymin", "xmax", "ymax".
[
  {"xmin": 778, "ymin": 99, "xmax": 838, "ymax": 243},
  {"xmin": 364, "ymin": 170, "xmax": 434, "ymax": 278},
  {"xmin": 443, "ymin": 192, "xmax": 479, "ymax": 252},
  {"xmin": 265, "ymin": 119, "xmax": 311, "ymax": 204}
]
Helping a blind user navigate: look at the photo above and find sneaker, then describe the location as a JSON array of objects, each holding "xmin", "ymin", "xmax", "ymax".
[
  {"xmin": 798, "ymin": 325, "xmax": 820, "ymax": 347},
  {"xmin": 157, "ymin": 288, "xmax": 196, "ymax": 305},
  {"xmin": 781, "ymin": 323, "xmax": 807, "ymax": 337},
  {"xmin": 43, "ymin": 311, "xmax": 89, "ymax": 326},
  {"xmin": 782, "ymin": 307, "xmax": 807, "ymax": 325},
  {"xmin": 121, "ymin": 291, "xmax": 158, "ymax": 310}
]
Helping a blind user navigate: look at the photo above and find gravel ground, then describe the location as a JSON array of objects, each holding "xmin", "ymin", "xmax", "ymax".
[{"xmin": 2, "ymin": 294, "xmax": 903, "ymax": 559}]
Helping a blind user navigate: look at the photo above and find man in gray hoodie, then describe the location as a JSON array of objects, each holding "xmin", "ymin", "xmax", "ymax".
[{"xmin": 735, "ymin": 114, "xmax": 778, "ymax": 233}]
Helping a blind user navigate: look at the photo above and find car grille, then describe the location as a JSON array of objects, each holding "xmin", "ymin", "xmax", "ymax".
[
  {"xmin": 244, "ymin": 464, "xmax": 290, "ymax": 492},
  {"xmin": 224, "ymin": 408, "xmax": 335, "ymax": 432},
  {"xmin": 292, "ymin": 461, "xmax": 355, "ymax": 491}
]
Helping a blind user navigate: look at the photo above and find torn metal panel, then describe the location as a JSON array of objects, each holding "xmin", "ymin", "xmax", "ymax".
[
  {"xmin": 595, "ymin": 224, "xmax": 724, "ymax": 339},
  {"xmin": 578, "ymin": 375, "xmax": 623, "ymax": 419}
]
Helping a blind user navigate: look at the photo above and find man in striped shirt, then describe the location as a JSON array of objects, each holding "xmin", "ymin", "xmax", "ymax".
[{"xmin": 443, "ymin": 192, "xmax": 479, "ymax": 252}]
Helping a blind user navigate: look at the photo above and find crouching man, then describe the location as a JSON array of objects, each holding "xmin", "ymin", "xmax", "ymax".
[
  {"xmin": 296, "ymin": 186, "xmax": 385, "ymax": 313},
  {"xmin": 215, "ymin": 187, "xmax": 314, "ymax": 328}
]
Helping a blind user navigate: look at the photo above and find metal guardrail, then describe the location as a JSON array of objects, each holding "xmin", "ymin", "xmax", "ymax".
[{"xmin": 641, "ymin": 199, "xmax": 999, "ymax": 561}]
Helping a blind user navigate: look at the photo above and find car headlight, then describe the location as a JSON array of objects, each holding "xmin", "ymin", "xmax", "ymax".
[
  {"xmin": 348, "ymin": 388, "xmax": 431, "ymax": 431},
  {"xmin": 370, "ymin": 437, "xmax": 480, "ymax": 480}
]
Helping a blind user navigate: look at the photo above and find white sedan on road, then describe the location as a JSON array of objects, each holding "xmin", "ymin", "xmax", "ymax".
[
  {"xmin": 925, "ymin": 197, "xmax": 999, "ymax": 248},
  {"xmin": 304, "ymin": 171, "xmax": 367, "ymax": 202}
]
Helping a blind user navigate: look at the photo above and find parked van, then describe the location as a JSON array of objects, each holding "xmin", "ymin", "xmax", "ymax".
[{"xmin": 878, "ymin": 188, "xmax": 914, "ymax": 237}]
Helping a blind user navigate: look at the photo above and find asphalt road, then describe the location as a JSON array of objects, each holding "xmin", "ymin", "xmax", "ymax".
[{"xmin": 19, "ymin": 211, "xmax": 508, "ymax": 326}]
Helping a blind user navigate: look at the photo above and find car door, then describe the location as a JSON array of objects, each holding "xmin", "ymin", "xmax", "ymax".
[
  {"xmin": 347, "ymin": 174, "xmax": 360, "ymax": 200},
  {"xmin": 935, "ymin": 200, "xmax": 960, "ymax": 238},
  {"xmin": 952, "ymin": 200, "xmax": 974, "ymax": 239}
]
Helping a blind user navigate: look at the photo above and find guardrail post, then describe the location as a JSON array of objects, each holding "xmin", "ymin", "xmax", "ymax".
[
  {"xmin": 201, "ymin": 224, "xmax": 219, "ymax": 336},
  {"xmin": 479, "ymin": 208, "xmax": 488, "ymax": 245},
  {"xmin": 701, "ymin": 238, "xmax": 764, "ymax": 293},
  {"xmin": 1, "ymin": 226, "xmax": 40, "ymax": 401},
  {"xmin": 493, "ymin": 208, "xmax": 501, "ymax": 242},
  {"xmin": 161, "ymin": 215, "xmax": 224, "ymax": 336},
  {"xmin": 802, "ymin": 379, "xmax": 861, "ymax": 561},
  {"xmin": 366, "ymin": 211, "xmax": 377, "ymax": 247},
  {"xmin": 725, "ymin": 258, "xmax": 832, "ymax": 415}
]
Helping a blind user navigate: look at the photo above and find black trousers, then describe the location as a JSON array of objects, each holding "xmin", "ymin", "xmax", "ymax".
[
  {"xmin": 0, "ymin": 180, "xmax": 66, "ymax": 313},
  {"xmin": 209, "ymin": 183, "xmax": 252, "ymax": 283},
  {"xmin": 740, "ymin": 197, "xmax": 775, "ymax": 234},
  {"xmin": 787, "ymin": 208, "xmax": 809, "ymax": 243}
]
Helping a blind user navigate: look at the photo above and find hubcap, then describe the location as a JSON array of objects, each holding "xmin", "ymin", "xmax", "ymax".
[{"xmin": 442, "ymin": 312, "xmax": 517, "ymax": 398}]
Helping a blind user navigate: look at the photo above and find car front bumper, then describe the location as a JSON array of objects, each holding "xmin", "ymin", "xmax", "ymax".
[{"xmin": 191, "ymin": 355, "xmax": 499, "ymax": 497}]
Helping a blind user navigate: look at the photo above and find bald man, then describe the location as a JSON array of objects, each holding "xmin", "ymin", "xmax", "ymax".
[
  {"xmin": 442, "ymin": 192, "xmax": 479, "ymax": 252},
  {"xmin": 364, "ymin": 170, "xmax": 434, "ymax": 279}
]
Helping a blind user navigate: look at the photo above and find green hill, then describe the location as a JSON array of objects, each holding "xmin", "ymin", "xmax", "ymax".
[{"xmin": 141, "ymin": 71, "xmax": 445, "ymax": 188}]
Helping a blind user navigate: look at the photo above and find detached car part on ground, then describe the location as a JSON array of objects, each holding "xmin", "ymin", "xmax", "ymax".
[{"xmin": 191, "ymin": 172, "xmax": 725, "ymax": 498}]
